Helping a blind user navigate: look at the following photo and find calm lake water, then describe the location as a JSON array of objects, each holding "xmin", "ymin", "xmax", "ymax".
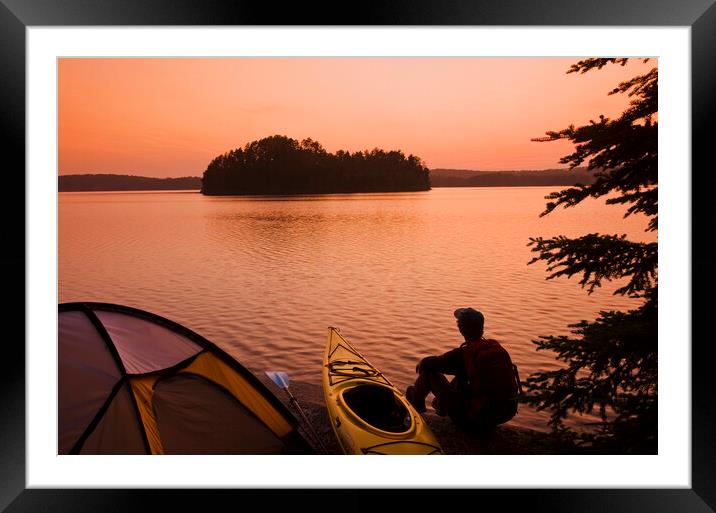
[{"xmin": 59, "ymin": 187, "xmax": 655, "ymax": 432}]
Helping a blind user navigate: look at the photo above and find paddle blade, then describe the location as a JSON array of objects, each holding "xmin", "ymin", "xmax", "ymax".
[{"xmin": 265, "ymin": 371, "xmax": 290, "ymax": 389}]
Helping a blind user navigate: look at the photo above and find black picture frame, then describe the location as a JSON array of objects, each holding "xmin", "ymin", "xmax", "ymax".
[{"xmin": 2, "ymin": 1, "xmax": 713, "ymax": 511}]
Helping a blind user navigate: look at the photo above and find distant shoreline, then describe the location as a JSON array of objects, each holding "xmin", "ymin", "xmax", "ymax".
[
  {"xmin": 59, "ymin": 168, "xmax": 597, "ymax": 193},
  {"xmin": 58, "ymin": 174, "xmax": 202, "ymax": 192},
  {"xmin": 429, "ymin": 167, "xmax": 597, "ymax": 188}
]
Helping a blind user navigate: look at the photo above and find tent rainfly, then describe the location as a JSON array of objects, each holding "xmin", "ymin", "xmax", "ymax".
[{"xmin": 58, "ymin": 302, "xmax": 314, "ymax": 455}]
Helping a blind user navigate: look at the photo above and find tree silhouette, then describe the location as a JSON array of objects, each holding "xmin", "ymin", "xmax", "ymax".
[
  {"xmin": 523, "ymin": 58, "xmax": 658, "ymax": 453},
  {"xmin": 201, "ymin": 135, "xmax": 430, "ymax": 195}
]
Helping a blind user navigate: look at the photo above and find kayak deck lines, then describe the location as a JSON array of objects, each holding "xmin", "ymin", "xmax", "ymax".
[
  {"xmin": 326, "ymin": 337, "xmax": 391, "ymax": 386},
  {"xmin": 362, "ymin": 440, "xmax": 443, "ymax": 455},
  {"xmin": 326, "ymin": 360, "xmax": 386, "ymax": 386}
]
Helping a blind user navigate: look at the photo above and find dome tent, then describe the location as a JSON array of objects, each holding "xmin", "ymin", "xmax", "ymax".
[{"xmin": 59, "ymin": 302, "xmax": 314, "ymax": 455}]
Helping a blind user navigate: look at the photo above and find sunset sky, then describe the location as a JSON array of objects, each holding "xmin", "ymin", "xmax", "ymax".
[{"xmin": 58, "ymin": 58, "xmax": 655, "ymax": 178}]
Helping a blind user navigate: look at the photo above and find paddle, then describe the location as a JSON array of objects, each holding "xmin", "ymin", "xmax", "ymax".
[{"xmin": 265, "ymin": 371, "xmax": 328, "ymax": 454}]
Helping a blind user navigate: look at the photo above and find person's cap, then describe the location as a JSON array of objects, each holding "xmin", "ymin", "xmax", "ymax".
[{"xmin": 453, "ymin": 307, "xmax": 485, "ymax": 330}]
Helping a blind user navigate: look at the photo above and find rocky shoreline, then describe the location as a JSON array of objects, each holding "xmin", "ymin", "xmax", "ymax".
[{"xmin": 259, "ymin": 378, "xmax": 571, "ymax": 455}]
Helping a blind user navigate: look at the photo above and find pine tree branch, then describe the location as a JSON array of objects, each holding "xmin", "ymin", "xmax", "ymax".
[
  {"xmin": 527, "ymin": 234, "xmax": 657, "ymax": 296},
  {"xmin": 521, "ymin": 300, "xmax": 657, "ymax": 451},
  {"xmin": 534, "ymin": 61, "xmax": 657, "ymax": 228}
]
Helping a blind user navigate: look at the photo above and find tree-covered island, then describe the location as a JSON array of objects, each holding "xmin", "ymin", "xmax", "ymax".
[{"xmin": 201, "ymin": 135, "xmax": 431, "ymax": 195}]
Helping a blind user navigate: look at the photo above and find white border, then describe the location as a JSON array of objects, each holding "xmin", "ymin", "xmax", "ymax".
[{"xmin": 28, "ymin": 27, "xmax": 691, "ymax": 488}]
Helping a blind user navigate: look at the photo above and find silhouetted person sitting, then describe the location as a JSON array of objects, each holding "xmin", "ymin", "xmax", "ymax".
[{"xmin": 405, "ymin": 307, "xmax": 520, "ymax": 431}]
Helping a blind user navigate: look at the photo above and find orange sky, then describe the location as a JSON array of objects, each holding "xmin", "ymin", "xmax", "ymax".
[{"xmin": 58, "ymin": 58, "xmax": 655, "ymax": 178}]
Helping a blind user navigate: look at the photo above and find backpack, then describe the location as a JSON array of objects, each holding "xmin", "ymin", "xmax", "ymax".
[{"xmin": 462, "ymin": 339, "xmax": 521, "ymax": 423}]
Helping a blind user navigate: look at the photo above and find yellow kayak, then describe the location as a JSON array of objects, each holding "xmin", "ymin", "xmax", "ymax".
[{"xmin": 322, "ymin": 327, "xmax": 443, "ymax": 455}]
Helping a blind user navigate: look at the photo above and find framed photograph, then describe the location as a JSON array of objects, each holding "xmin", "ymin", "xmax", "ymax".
[{"xmin": 3, "ymin": 0, "xmax": 714, "ymax": 511}]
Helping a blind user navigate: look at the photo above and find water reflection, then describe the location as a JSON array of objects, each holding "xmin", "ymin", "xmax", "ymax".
[{"xmin": 59, "ymin": 187, "xmax": 654, "ymax": 431}]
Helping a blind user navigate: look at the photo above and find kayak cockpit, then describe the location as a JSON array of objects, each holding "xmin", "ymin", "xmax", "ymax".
[{"xmin": 340, "ymin": 384, "xmax": 413, "ymax": 434}]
